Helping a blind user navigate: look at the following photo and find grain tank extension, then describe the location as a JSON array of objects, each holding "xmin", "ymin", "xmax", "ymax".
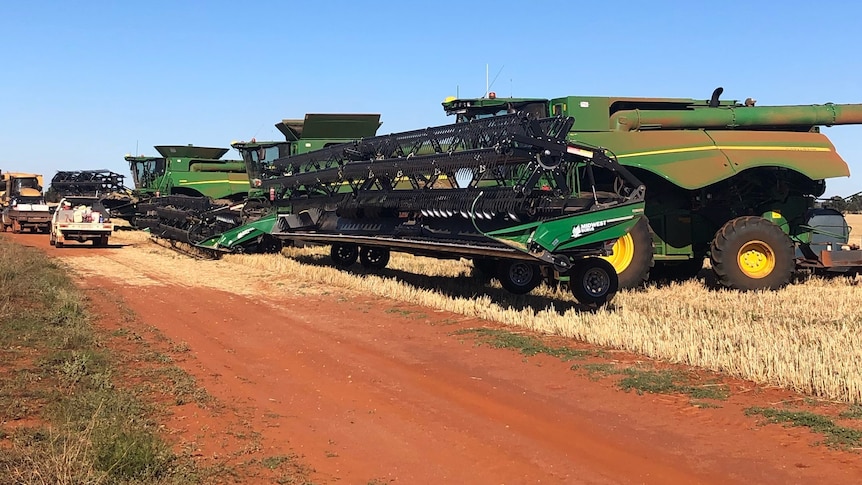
[{"xmin": 443, "ymin": 88, "xmax": 862, "ymax": 290}]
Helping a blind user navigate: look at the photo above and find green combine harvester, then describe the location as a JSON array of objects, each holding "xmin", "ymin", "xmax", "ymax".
[
  {"xmin": 198, "ymin": 112, "xmax": 647, "ymax": 308},
  {"xmin": 442, "ymin": 87, "xmax": 862, "ymax": 290},
  {"xmin": 119, "ymin": 145, "xmax": 250, "ymax": 241},
  {"xmin": 115, "ymin": 115, "xmax": 382, "ymax": 251},
  {"xmin": 126, "ymin": 145, "xmax": 249, "ymax": 201}
]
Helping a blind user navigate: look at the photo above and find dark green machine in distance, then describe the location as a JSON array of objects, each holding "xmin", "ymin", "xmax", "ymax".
[
  {"xmin": 135, "ymin": 114, "xmax": 385, "ymax": 249},
  {"xmin": 126, "ymin": 145, "xmax": 249, "ymax": 201},
  {"xmin": 200, "ymin": 112, "xmax": 648, "ymax": 308},
  {"xmin": 119, "ymin": 145, "xmax": 251, "ymax": 242},
  {"xmin": 443, "ymin": 88, "xmax": 862, "ymax": 290}
]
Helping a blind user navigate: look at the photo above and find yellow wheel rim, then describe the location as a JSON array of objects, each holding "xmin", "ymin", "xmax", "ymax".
[
  {"xmin": 601, "ymin": 234, "xmax": 635, "ymax": 274},
  {"xmin": 737, "ymin": 240, "xmax": 775, "ymax": 279}
]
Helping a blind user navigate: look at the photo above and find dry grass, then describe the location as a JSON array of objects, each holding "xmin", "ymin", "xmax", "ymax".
[{"xmin": 846, "ymin": 213, "xmax": 862, "ymax": 247}]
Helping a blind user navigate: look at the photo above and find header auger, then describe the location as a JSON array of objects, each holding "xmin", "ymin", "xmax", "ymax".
[{"xmin": 200, "ymin": 112, "xmax": 647, "ymax": 308}]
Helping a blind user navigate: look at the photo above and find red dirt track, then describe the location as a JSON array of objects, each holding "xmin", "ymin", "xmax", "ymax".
[{"xmin": 8, "ymin": 231, "xmax": 862, "ymax": 484}]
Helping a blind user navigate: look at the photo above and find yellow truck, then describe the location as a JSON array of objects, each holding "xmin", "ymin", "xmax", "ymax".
[
  {"xmin": 49, "ymin": 197, "xmax": 114, "ymax": 247},
  {"xmin": 0, "ymin": 171, "xmax": 51, "ymax": 233}
]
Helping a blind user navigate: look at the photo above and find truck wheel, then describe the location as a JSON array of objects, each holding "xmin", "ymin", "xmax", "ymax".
[
  {"xmin": 330, "ymin": 244, "xmax": 358, "ymax": 268},
  {"xmin": 97, "ymin": 235, "xmax": 109, "ymax": 247},
  {"xmin": 600, "ymin": 218, "xmax": 653, "ymax": 289},
  {"xmin": 55, "ymin": 239, "xmax": 64, "ymax": 248},
  {"xmin": 11, "ymin": 220, "xmax": 21, "ymax": 234},
  {"xmin": 497, "ymin": 260, "xmax": 543, "ymax": 294},
  {"xmin": 569, "ymin": 258, "xmax": 619, "ymax": 308},
  {"xmin": 359, "ymin": 247, "xmax": 390, "ymax": 270},
  {"xmin": 709, "ymin": 216, "xmax": 794, "ymax": 291}
]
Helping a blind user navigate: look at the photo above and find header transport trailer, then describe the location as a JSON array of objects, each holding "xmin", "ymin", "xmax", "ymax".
[
  {"xmin": 443, "ymin": 88, "xmax": 862, "ymax": 290},
  {"xmin": 198, "ymin": 112, "xmax": 647, "ymax": 308}
]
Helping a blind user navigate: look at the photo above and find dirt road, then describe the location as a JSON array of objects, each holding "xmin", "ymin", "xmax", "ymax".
[{"xmin": 8, "ymin": 231, "xmax": 862, "ymax": 484}]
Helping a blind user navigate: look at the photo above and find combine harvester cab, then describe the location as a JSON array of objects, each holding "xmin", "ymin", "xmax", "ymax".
[
  {"xmin": 201, "ymin": 112, "xmax": 647, "ymax": 308},
  {"xmin": 443, "ymin": 89, "xmax": 862, "ymax": 290},
  {"xmin": 1, "ymin": 171, "xmax": 51, "ymax": 233}
]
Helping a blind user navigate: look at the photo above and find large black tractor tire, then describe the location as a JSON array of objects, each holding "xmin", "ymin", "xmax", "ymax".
[
  {"xmin": 359, "ymin": 247, "xmax": 390, "ymax": 270},
  {"xmin": 330, "ymin": 244, "xmax": 359, "ymax": 268},
  {"xmin": 709, "ymin": 216, "xmax": 795, "ymax": 291},
  {"xmin": 497, "ymin": 260, "xmax": 543, "ymax": 295},
  {"xmin": 569, "ymin": 258, "xmax": 619, "ymax": 309},
  {"xmin": 600, "ymin": 218, "xmax": 653, "ymax": 289}
]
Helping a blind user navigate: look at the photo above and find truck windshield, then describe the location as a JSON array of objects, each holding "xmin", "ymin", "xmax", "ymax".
[
  {"xmin": 130, "ymin": 158, "xmax": 165, "ymax": 189},
  {"xmin": 16, "ymin": 178, "xmax": 42, "ymax": 192}
]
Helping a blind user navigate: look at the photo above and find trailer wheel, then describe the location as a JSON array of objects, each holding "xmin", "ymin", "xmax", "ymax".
[
  {"xmin": 497, "ymin": 260, "xmax": 543, "ymax": 295},
  {"xmin": 569, "ymin": 257, "xmax": 619, "ymax": 308},
  {"xmin": 330, "ymin": 244, "xmax": 359, "ymax": 268},
  {"xmin": 359, "ymin": 247, "xmax": 390, "ymax": 269},
  {"xmin": 710, "ymin": 216, "xmax": 794, "ymax": 290},
  {"xmin": 600, "ymin": 217, "xmax": 653, "ymax": 289}
]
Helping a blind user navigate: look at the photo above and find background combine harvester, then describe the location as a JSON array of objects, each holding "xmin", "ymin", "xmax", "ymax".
[
  {"xmin": 122, "ymin": 114, "xmax": 382, "ymax": 250},
  {"xmin": 443, "ymin": 88, "xmax": 862, "ymax": 289},
  {"xmin": 198, "ymin": 112, "xmax": 647, "ymax": 307},
  {"xmin": 122, "ymin": 145, "xmax": 249, "ymax": 242}
]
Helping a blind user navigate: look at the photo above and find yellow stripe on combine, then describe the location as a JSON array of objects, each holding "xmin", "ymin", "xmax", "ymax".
[
  {"xmin": 616, "ymin": 145, "xmax": 833, "ymax": 159},
  {"xmin": 177, "ymin": 180, "xmax": 250, "ymax": 186}
]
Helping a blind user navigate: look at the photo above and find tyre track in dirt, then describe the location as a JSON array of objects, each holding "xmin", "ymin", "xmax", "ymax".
[{"xmin": 7, "ymin": 231, "xmax": 862, "ymax": 484}]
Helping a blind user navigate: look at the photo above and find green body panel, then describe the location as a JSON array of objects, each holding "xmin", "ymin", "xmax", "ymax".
[
  {"xmin": 276, "ymin": 114, "xmax": 381, "ymax": 141},
  {"xmin": 125, "ymin": 145, "xmax": 250, "ymax": 200},
  {"xmin": 196, "ymin": 212, "xmax": 278, "ymax": 251},
  {"xmin": 569, "ymin": 130, "xmax": 847, "ymax": 190},
  {"xmin": 442, "ymin": 93, "xmax": 861, "ymax": 265},
  {"xmin": 154, "ymin": 146, "xmax": 229, "ymax": 159},
  {"xmin": 485, "ymin": 203, "xmax": 644, "ymax": 254}
]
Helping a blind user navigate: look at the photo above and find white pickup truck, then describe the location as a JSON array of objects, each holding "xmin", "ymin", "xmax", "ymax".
[{"xmin": 50, "ymin": 197, "xmax": 114, "ymax": 247}]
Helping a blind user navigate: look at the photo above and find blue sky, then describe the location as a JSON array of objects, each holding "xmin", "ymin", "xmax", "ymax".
[{"xmin": 1, "ymin": 0, "xmax": 861, "ymax": 197}]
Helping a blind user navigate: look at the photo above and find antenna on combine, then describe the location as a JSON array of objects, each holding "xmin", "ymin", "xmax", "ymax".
[{"xmin": 486, "ymin": 65, "xmax": 505, "ymax": 97}]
